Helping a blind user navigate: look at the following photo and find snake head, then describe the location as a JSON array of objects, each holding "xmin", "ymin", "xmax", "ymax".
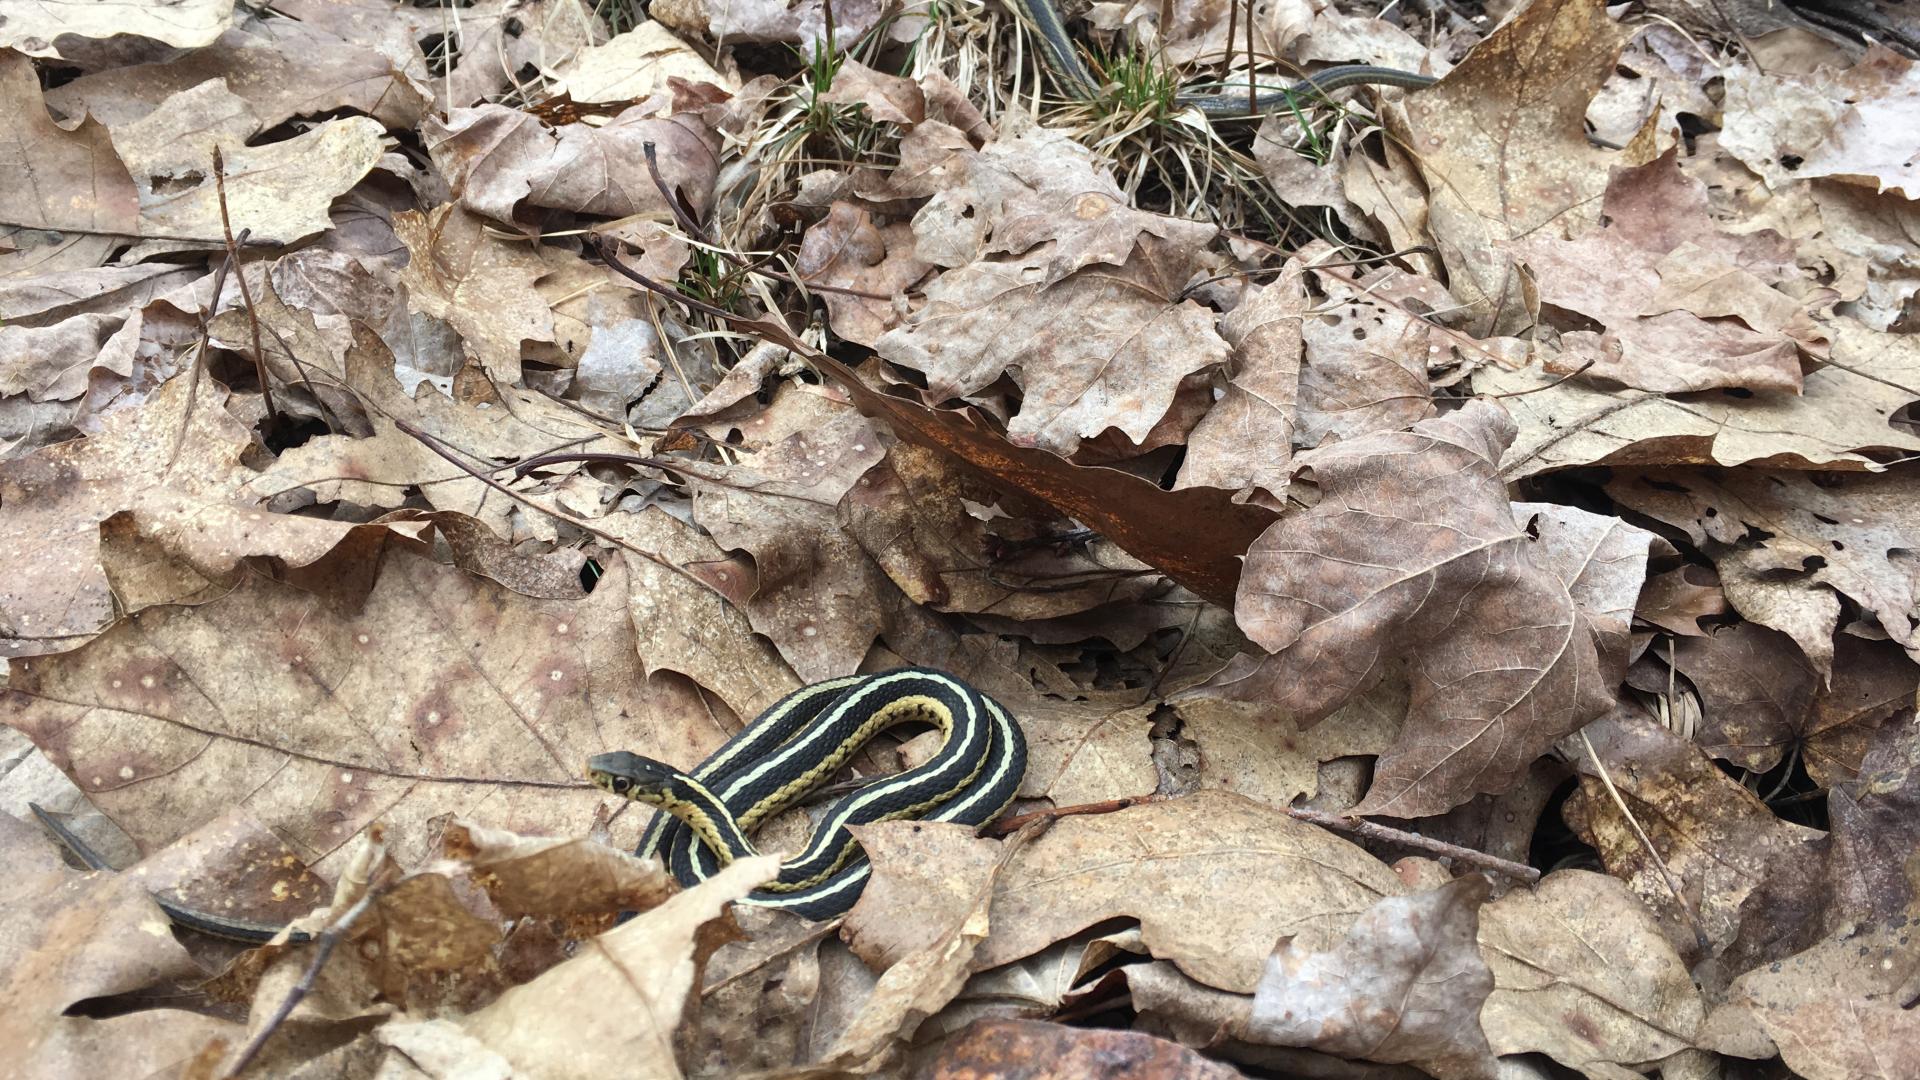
[{"xmin": 585, "ymin": 751, "xmax": 681, "ymax": 802}]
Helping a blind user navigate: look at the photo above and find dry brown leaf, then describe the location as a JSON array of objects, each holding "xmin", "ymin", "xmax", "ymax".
[
  {"xmin": 704, "ymin": 0, "xmax": 893, "ymax": 49},
  {"xmin": 1561, "ymin": 704, "xmax": 1822, "ymax": 957},
  {"xmin": 975, "ymin": 792, "xmax": 1405, "ymax": 993},
  {"xmin": 438, "ymin": 819, "xmax": 678, "ymax": 921},
  {"xmin": 1384, "ymin": 0, "xmax": 1637, "ymax": 333},
  {"xmin": 1171, "ymin": 670, "xmax": 1403, "ymax": 812},
  {"xmin": 556, "ymin": 21, "xmax": 733, "ymax": 102},
  {"xmin": 426, "ymin": 101, "xmax": 719, "ymax": 224},
  {"xmin": 207, "ymin": 272, "xmax": 371, "ymax": 432},
  {"xmin": 0, "ymin": 53, "xmax": 140, "ymax": 236},
  {"xmin": 1214, "ymin": 400, "xmax": 1615, "ymax": 818},
  {"xmin": 922, "ymin": 1018, "xmax": 1246, "ymax": 1079},
  {"xmin": 796, "ymin": 202, "xmax": 932, "ymax": 346},
  {"xmin": 394, "ymin": 204, "xmax": 560, "ymax": 384},
  {"xmin": 817, "ymin": 59, "xmax": 929, "ymax": 125},
  {"xmin": 1803, "ymin": 636, "xmax": 1920, "ymax": 786},
  {"xmin": 679, "ymin": 390, "xmax": 890, "ymax": 680},
  {"xmin": 0, "ymin": 811, "xmax": 239, "ymax": 1074},
  {"xmin": 842, "ymin": 442, "xmax": 1163, "ymax": 620},
  {"xmin": 0, "ymin": 375, "xmax": 358, "ymax": 659},
  {"xmin": 106, "ymin": 79, "xmax": 387, "ymax": 244},
  {"xmin": 1635, "ymin": 564, "xmax": 1727, "ymax": 637},
  {"xmin": 1293, "ymin": 278, "xmax": 1437, "ymax": 448},
  {"xmin": 1711, "ymin": 712, "xmax": 1920, "ymax": 981},
  {"xmin": 1121, "ymin": 866, "xmax": 1703, "ymax": 1077},
  {"xmin": 1607, "ymin": 466, "xmax": 1920, "ymax": 670},
  {"xmin": 886, "ymin": 119, "xmax": 1219, "ymax": 280},
  {"xmin": 396, "ymin": 854, "xmax": 779, "ymax": 1079},
  {"xmin": 1481, "ymin": 318, "xmax": 1920, "ymax": 479},
  {"xmin": 1478, "ymin": 869, "xmax": 1705, "ymax": 1073},
  {"xmin": 45, "ymin": 21, "xmax": 431, "ymax": 131},
  {"xmin": 1629, "ymin": 622, "xmax": 1819, "ymax": 771},
  {"xmin": 1177, "ymin": 274, "xmax": 1300, "ymax": 501},
  {"xmin": 249, "ymin": 322, "xmax": 621, "ymax": 542},
  {"xmin": 1706, "ymin": 907, "xmax": 1920, "ymax": 1080},
  {"xmin": 1249, "ymin": 875, "xmax": 1498, "ymax": 1080},
  {"xmin": 593, "ymin": 507, "xmax": 802, "ymax": 725},
  {"xmin": 1511, "ymin": 154, "xmax": 1816, "ymax": 394},
  {"xmin": 4, "ymin": 543, "xmax": 717, "ymax": 879},
  {"xmin": 876, "ymin": 238, "xmax": 1228, "ymax": 455},
  {"xmin": 1086, "ymin": 0, "xmax": 1310, "ymax": 67},
  {"xmin": 1516, "ymin": 501, "xmax": 1664, "ymax": 683}
]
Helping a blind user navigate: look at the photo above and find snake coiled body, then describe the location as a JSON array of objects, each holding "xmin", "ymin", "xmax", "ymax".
[{"xmin": 589, "ymin": 669, "xmax": 1027, "ymax": 919}]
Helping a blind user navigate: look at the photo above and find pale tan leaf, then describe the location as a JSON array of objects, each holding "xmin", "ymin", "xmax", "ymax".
[
  {"xmin": 975, "ymin": 792, "xmax": 1405, "ymax": 994},
  {"xmin": 0, "ymin": 0, "xmax": 232, "ymax": 57},
  {"xmin": 1249, "ymin": 876, "xmax": 1498, "ymax": 1080},
  {"xmin": 1384, "ymin": 0, "xmax": 1637, "ymax": 333},
  {"xmin": 107, "ymin": 80, "xmax": 386, "ymax": 244},
  {"xmin": 556, "ymin": 21, "xmax": 733, "ymax": 102},
  {"xmin": 1479, "ymin": 870, "xmax": 1705, "ymax": 1073},
  {"xmin": 0, "ymin": 53, "xmax": 140, "ymax": 235}
]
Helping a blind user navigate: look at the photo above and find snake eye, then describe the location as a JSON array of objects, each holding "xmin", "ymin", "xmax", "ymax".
[{"xmin": 613, "ymin": 777, "xmax": 631, "ymax": 794}]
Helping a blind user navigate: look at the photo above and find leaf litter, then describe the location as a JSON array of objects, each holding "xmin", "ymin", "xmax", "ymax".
[{"xmin": 0, "ymin": 0, "xmax": 1917, "ymax": 1076}]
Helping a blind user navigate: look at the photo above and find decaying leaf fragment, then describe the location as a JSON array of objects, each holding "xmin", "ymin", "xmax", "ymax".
[{"xmin": 1608, "ymin": 466, "xmax": 1920, "ymax": 670}]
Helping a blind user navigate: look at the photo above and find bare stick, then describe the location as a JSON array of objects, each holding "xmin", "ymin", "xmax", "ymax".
[
  {"xmin": 213, "ymin": 147, "xmax": 276, "ymax": 423},
  {"xmin": 222, "ymin": 883, "xmax": 384, "ymax": 1078},
  {"xmin": 1284, "ymin": 806, "xmax": 1541, "ymax": 885},
  {"xmin": 1577, "ymin": 730, "xmax": 1713, "ymax": 955}
]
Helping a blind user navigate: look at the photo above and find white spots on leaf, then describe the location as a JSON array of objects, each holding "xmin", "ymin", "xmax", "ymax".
[
  {"xmin": 340, "ymin": 771, "xmax": 354, "ymax": 784},
  {"xmin": 549, "ymin": 669, "xmax": 564, "ymax": 681},
  {"xmin": 118, "ymin": 766, "xmax": 135, "ymax": 779},
  {"xmin": 556, "ymin": 622, "xmax": 569, "ymax": 634},
  {"xmin": 357, "ymin": 634, "xmax": 370, "ymax": 645},
  {"xmin": 139, "ymin": 674, "xmax": 156, "ymax": 689}
]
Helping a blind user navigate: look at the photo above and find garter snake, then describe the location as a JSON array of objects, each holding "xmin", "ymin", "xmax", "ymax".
[
  {"xmin": 1008, "ymin": 0, "xmax": 1436, "ymax": 116},
  {"xmin": 588, "ymin": 668, "xmax": 1027, "ymax": 920}
]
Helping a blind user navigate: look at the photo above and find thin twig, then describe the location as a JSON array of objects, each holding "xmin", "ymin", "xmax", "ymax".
[
  {"xmin": 1578, "ymin": 730, "xmax": 1713, "ymax": 955},
  {"xmin": 221, "ymin": 881, "xmax": 386, "ymax": 1077},
  {"xmin": 1284, "ymin": 806, "xmax": 1542, "ymax": 884},
  {"xmin": 989, "ymin": 795, "xmax": 1541, "ymax": 884},
  {"xmin": 1484, "ymin": 359, "xmax": 1597, "ymax": 399},
  {"xmin": 166, "ymin": 231, "xmax": 247, "ymax": 475},
  {"xmin": 213, "ymin": 148, "xmax": 275, "ymax": 423}
]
